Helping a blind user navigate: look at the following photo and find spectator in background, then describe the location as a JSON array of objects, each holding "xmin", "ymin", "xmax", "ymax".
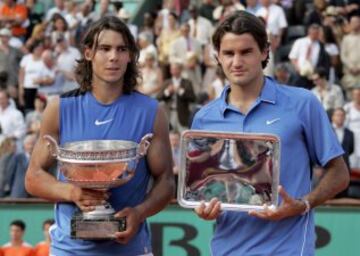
[
  {"xmin": 169, "ymin": 130, "xmax": 181, "ymax": 175},
  {"xmin": 137, "ymin": 52, "xmax": 163, "ymax": 97},
  {"xmin": 157, "ymin": 11, "xmax": 180, "ymax": 79},
  {"xmin": 138, "ymin": 32, "xmax": 158, "ymax": 66},
  {"xmin": 0, "ymin": 28, "xmax": 23, "ymax": 88},
  {"xmin": 37, "ymin": 49, "xmax": 59, "ymax": 97},
  {"xmin": 320, "ymin": 25, "xmax": 341, "ymax": 84},
  {"xmin": 6, "ymin": 133, "xmax": 37, "ymax": 198},
  {"xmin": 0, "ymin": 89, "xmax": 26, "ymax": 141},
  {"xmin": 25, "ymin": 94, "xmax": 46, "ymax": 134},
  {"xmin": 245, "ymin": 0, "xmax": 262, "ymax": 15},
  {"xmin": 0, "ymin": 0, "xmax": 29, "ymax": 39},
  {"xmin": 55, "ymin": 35, "xmax": 81, "ymax": 93},
  {"xmin": 199, "ymin": 0, "xmax": 216, "ymax": 24},
  {"xmin": 304, "ymin": 0, "xmax": 327, "ymax": 26},
  {"xmin": 34, "ymin": 219, "xmax": 55, "ymax": 256},
  {"xmin": 0, "ymin": 137, "xmax": 16, "ymax": 197},
  {"xmin": 45, "ymin": 0, "xmax": 67, "ymax": 22},
  {"xmin": 169, "ymin": 23, "xmax": 202, "ymax": 78},
  {"xmin": 341, "ymin": 14, "xmax": 360, "ymax": 94},
  {"xmin": 274, "ymin": 62, "xmax": 296, "ymax": 85},
  {"xmin": 331, "ymin": 107, "xmax": 354, "ymax": 169},
  {"xmin": 289, "ymin": 24, "xmax": 331, "ymax": 89},
  {"xmin": 117, "ymin": 8, "xmax": 138, "ymax": 41},
  {"xmin": 344, "ymin": 87, "xmax": 360, "ymax": 169},
  {"xmin": 18, "ymin": 39, "xmax": 44, "ymax": 111},
  {"xmin": 49, "ymin": 13, "xmax": 72, "ymax": 46},
  {"xmin": 311, "ymin": 67, "xmax": 344, "ymax": 111},
  {"xmin": 213, "ymin": 0, "xmax": 245, "ymax": 22},
  {"xmin": 158, "ymin": 60, "xmax": 196, "ymax": 132},
  {"xmin": 2, "ymin": 220, "xmax": 34, "ymax": 256},
  {"xmin": 208, "ymin": 67, "xmax": 227, "ymax": 100},
  {"xmin": 187, "ymin": 5, "xmax": 214, "ymax": 47}
]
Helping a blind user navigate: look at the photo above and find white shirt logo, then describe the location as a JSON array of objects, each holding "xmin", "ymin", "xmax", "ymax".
[
  {"xmin": 266, "ymin": 118, "xmax": 280, "ymax": 125},
  {"xmin": 95, "ymin": 119, "xmax": 113, "ymax": 126}
]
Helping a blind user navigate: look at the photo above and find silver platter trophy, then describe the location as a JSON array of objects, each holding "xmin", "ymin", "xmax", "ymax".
[
  {"xmin": 44, "ymin": 134, "xmax": 153, "ymax": 240},
  {"xmin": 177, "ymin": 130, "xmax": 280, "ymax": 211}
]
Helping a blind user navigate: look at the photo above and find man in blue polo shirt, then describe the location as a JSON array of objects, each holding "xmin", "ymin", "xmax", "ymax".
[{"xmin": 193, "ymin": 11, "xmax": 349, "ymax": 255}]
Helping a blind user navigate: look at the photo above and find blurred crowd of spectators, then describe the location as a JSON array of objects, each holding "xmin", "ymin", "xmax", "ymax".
[{"xmin": 0, "ymin": 0, "xmax": 359, "ymax": 199}]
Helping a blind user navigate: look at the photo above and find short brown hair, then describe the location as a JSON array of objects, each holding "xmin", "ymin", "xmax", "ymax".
[
  {"xmin": 212, "ymin": 11, "xmax": 269, "ymax": 68},
  {"xmin": 75, "ymin": 16, "xmax": 140, "ymax": 93}
]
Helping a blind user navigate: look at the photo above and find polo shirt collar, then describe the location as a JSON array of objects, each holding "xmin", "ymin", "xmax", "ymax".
[{"xmin": 219, "ymin": 76, "xmax": 277, "ymax": 116}]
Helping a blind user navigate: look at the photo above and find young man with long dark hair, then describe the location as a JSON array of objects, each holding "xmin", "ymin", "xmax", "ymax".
[{"xmin": 25, "ymin": 16, "xmax": 174, "ymax": 256}]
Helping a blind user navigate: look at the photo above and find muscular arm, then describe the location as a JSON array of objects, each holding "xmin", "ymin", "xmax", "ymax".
[
  {"xmin": 25, "ymin": 98, "xmax": 107, "ymax": 209},
  {"xmin": 305, "ymin": 156, "xmax": 349, "ymax": 208},
  {"xmin": 114, "ymin": 106, "xmax": 175, "ymax": 243},
  {"xmin": 135, "ymin": 106, "xmax": 175, "ymax": 221},
  {"xmin": 25, "ymin": 98, "xmax": 72, "ymax": 201}
]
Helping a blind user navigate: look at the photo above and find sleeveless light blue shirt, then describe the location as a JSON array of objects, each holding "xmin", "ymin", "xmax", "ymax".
[{"xmin": 50, "ymin": 90, "xmax": 158, "ymax": 256}]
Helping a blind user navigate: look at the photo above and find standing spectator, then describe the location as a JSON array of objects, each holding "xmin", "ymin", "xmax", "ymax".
[
  {"xmin": 49, "ymin": 13, "xmax": 72, "ymax": 46},
  {"xmin": 157, "ymin": 11, "xmax": 180, "ymax": 79},
  {"xmin": 0, "ymin": 0, "xmax": 28, "ymax": 39},
  {"xmin": 0, "ymin": 89, "xmax": 26, "ymax": 141},
  {"xmin": 0, "ymin": 137, "xmax": 16, "ymax": 197},
  {"xmin": 138, "ymin": 32, "xmax": 158, "ymax": 66},
  {"xmin": 311, "ymin": 67, "xmax": 344, "ymax": 111},
  {"xmin": 208, "ymin": 68, "xmax": 227, "ymax": 100},
  {"xmin": 137, "ymin": 52, "xmax": 163, "ymax": 97},
  {"xmin": 55, "ymin": 35, "xmax": 81, "ymax": 93},
  {"xmin": 34, "ymin": 219, "xmax": 54, "ymax": 256},
  {"xmin": 331, "ymin": 107, "xmax": 354, "ymax": 169},
  {"xmin": 7, "ymin": 133, "xmax": 37, "ymax": 198},
  {"xmin": 45, "ymin": 0, "xmax": 67, "ymax": 22},
  {"xmin": 320, "ymin": 25, "xmax": 341, "ymax": 84},
  {"xmin": 341, "ymin": 14, "xmax": 360, "ymax": 94},
  {"xmin": 18, "ymin": 39, "xmax": 44, "ymax": 111},
  {"xmin": 25, "ymin": 94, "xmax": 46, "ymax": 134},
  {"xmin": 344, "ymin": 88, "xmax": 360, "ymax": 169},
  {"xmin": 2, "ymin": 220, "xmax": 34, "ymax": 256},
  {"xmin": 213, "ymin": 0, "xmax": 245, "ymax": 22},
  {"xmin": 158, "ymin": 61, "xmax": 196, "ymax": 132},
  {"xmin": 37, "ymin": 49, "xmax": 59, "ymax": 97},
  {"xmin": 289, "ymin": 24, "xmax": 331, "ymax": 89},
  {"xmin": 245, "ymin": 0, "xmax": 262, "ymax": 15},
  {"xmin": 169, "ymin": 130, "xmax": 181, "ymax": 175},
  {"xmin": 117, "ymin": 8, "xmax": 138, "ymax": 41},
  {"xmin": 274, "ymin": 62, "xmax": 296, "ymax": 85},
  {"xmin": 187, "ymin": 5, "xmax": 214, "ymax": 47},
  {"xmin": 169, "ymin": 23, "xmax": 202, "ymax": 74},
  {"xmin": 199, "ymin": 0, "xmax": 216, "ymax": 23},
  {"xmin": 0, "ymin": 28, "xmax": 23, "ymax": 88}
]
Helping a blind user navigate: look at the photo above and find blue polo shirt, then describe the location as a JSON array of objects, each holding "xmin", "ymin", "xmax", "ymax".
[{"xmin": 191, "ymin": 77, "xmax": 344, "ymax": 256}]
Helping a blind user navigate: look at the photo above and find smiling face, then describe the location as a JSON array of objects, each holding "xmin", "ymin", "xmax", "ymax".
[
  {"xmin": 217, "ymin": 32, "xmax": 267, "ymax": 88},
  {"xmin": 85, "ymin": 29, "xmax": 131, "ymax": 87}
]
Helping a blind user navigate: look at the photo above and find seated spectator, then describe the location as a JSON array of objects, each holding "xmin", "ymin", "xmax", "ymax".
[
  {"xmin": 34, "ymin": 219, "xmax": 55, "ymax": 256},
  {"xmin": 274, "ymin": 63, "xmax": 296, "ymax": 86},
  {"xmin": 138, "ymin": 32, "xmax": 158, "ymax": 67},
  {"xmin": 49, "ymin": 13, "xmax": 72, "ymax": 46},
  {"xmin": 0, "ymin": 0, "xmax": 29, "ymax": 39},
  {"xmin": 208, "ymin": 67, "xmax": 227, "ymax": 100},
  {"xmin": 2, "ymin": 220, "xmax": 34, "ymax": 256},
  {"xmin": 311, "ymin": 67, "xmax": 344, "ymax": 111}
]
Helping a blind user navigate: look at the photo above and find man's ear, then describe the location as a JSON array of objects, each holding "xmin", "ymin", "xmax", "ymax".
[{"xmin": 84, "ymin": 47, "xmax": 93, "ymax": 61}]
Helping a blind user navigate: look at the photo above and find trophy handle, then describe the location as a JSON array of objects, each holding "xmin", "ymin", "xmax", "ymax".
[
  {"xmin": 138, "ymin": 133, "xmax": 153, "ymax": 157},
  {"xmin": 43, "ymin": 135, "xmax": 59, "ymax": 158}
]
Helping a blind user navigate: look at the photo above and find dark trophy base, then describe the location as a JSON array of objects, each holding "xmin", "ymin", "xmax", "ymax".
[{"xmin": 71, "ymin": 212, "xmax": 126, "ymax": 240}]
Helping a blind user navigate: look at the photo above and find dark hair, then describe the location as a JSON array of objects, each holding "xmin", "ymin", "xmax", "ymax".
[
  {"xmin": 313, "ymin": 67, "xmax": 328, "ymax": 78},
  {"xmin": 51, "ymin": 13, "xmax": 68, "ymax": 31},
  {"xmin": 42, "ymin": 218, "xmax": 54, "ymax": 229},
  {"xmin": 212, "ymin": 11, "xmax": 269, "ymax": 68},
  {"xmin": 75, "ymin": 16, "xmax": 140, "ymax": 93},
  {"xmin": 10, "ymin": 220, "xmax": 26, "ymax": 231},
  {"xmin": 169, "ymin": 11, "xmax": 178, "ymax": 21},
  {"xmin": 28, "ymin": 39, "xmax": 43, "ymax": 53},
  {"xmin": 321, "ymin": 25, "xmax": 337, "ymax": 44}
]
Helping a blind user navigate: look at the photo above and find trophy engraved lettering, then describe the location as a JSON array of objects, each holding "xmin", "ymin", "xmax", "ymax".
[{"xmin": 44, "ymin": 134, "xmax": 153, "ymax": 240}]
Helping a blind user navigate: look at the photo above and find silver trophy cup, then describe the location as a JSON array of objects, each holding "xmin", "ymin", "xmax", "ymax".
[{"xmin": 44, "ymin": 134, "xmax": 153, "ymax": 240}]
